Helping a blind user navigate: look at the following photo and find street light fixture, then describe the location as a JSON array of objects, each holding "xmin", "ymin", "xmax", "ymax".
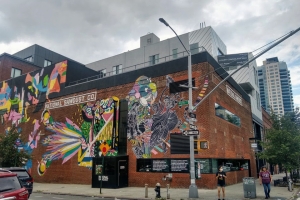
[{"xmin": 159, "ymin": 18, "xmax": 199, "ymax": 198}]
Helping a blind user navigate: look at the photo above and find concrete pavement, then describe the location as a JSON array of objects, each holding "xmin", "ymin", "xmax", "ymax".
[{"xmin": 33, "ymin": 173, "xmax": 298, "ymax": 200}]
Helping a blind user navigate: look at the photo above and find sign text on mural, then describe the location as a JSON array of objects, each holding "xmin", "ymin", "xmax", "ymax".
[{"xmin": 45, "ymin": 92, "xmax": 97, "ymax": 109}]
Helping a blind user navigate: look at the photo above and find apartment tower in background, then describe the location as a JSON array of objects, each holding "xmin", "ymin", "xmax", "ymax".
[{"xmin": 257, "ymin": 57, "xmax": 294, "ymax": 115}]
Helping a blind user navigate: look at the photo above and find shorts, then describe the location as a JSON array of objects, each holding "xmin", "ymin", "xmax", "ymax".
[{"xmin": 217, "ymin": 183, "xmax": 225, "ymax": 187}]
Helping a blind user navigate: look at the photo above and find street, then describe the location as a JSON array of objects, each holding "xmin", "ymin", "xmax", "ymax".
[{"xmin": 29, "ymin": 193, "xmax": 128, "ymax": 200}]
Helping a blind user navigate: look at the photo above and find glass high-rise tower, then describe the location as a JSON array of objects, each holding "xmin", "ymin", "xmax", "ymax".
[{"xmin": 257, "ymin": 57, "xmax": 294, "ymax": 115}]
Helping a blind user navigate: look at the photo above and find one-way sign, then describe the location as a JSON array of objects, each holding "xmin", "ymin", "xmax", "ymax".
[{"xmin": 182, "ymin": 130, "xmax": 199, "ymax": 136}]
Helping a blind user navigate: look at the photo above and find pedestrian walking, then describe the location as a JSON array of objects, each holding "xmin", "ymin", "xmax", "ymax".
[
  {"xmin": 216, "ymin": 165, "xmax": 226, "ymax": 200},
  {"xmin": 259, "ymin": 166, "xmax": 272, "ymax": 199}
]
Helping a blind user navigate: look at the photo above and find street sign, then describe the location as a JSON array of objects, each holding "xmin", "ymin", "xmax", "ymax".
[
  {"xmin": 251, "ymin": 143, "xmax": 258, "ymax": 148},
  {"xmin": 178, "ymin": 100, "xmax": 189, "ymax": 107},
  {"xmin": 188, "ymin": 118, "xmax": 197, "ymax": 122},
  {"xmin": 189, "ymin": 124, "xmax": 197, "ymax": 130},
  {"xmin": 182, "ymin": 130, "xmax": 199, "ymax": 136}
]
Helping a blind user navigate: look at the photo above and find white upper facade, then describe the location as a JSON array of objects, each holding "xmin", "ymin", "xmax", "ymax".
[
  {"xmin": 218, "ymin": 53, "xmax": 263, "ymax": 122},
  {"xmin": 86, "ymin": 26, "xmax": 227, "ymax": 75}
]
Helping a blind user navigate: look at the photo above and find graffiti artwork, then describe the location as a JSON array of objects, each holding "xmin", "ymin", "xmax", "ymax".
[
  {"xmin": 127, "ymin": 75, "xmax": 181, "ymax": 158},
  {"xmin": 0, "ymin": 61, "xmax": 68, "ymax": 173},
  {"xmin": 37, "ymin": 97, "xmax": 119, "ymax": 176},
  {"xmin": 127, "ymin": 75, "xmax": 209, "ymax": 158}
]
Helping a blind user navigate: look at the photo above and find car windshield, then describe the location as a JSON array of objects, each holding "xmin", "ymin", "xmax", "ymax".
[
  {"xmin": 0, "ymin": 176, "xmax": 22, "ymax": 192},
  {"xmin": 11, "ymin": 170, "xmax": 30, "ymax": 178}
]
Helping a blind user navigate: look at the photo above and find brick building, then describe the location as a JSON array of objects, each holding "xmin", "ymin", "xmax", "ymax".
[
  {"xmin": 0, "ymin": 53, "xmax": 41, "ymax": 82},
  {"xmin": 0, "ymin": 51, "xmax": 256, "ymax": 189}
]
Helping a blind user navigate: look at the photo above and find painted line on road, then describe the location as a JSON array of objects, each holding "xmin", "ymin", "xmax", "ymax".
[{"xmin": 52, "ymin": 197, "xmax": 64, "ymax": 199}]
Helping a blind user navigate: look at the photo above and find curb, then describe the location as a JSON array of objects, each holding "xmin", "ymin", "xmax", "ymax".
[{"xmin": 34, "ymin": 190, "xmax": 152, "ymax": 200}]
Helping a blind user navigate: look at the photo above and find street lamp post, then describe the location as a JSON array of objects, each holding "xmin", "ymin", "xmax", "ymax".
[{"xmin": 159, "ymin": 18, "xmax": 199, "ymax": 198}]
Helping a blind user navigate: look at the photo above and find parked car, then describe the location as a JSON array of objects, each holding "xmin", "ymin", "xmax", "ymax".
[
  {"xmin": 2, "ymin": 167, "xmax": 33, "ymax": 197},
  {"xmin": 0, "ymin": 171, "xmax": 29, "ymax": 200}
]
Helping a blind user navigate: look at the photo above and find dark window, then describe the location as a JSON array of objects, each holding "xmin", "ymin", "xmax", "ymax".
[
  {"xmin": 149, "ymin": 54, "xmax": 159, "ymax": 65},
  {"xmin": 170, "ymin": 133, "xmax": 190, "ymax": 154},
  {"xmin": 172, "ymin": 48, "xmax": 178, "ymax": 59},
  {"xmin": 99, "ymin": 69, "xmax": 106, "ymax": 78},
  {"xmin": 44, "ymin": 59, "xmax": 52, "ymax": 67},
  {"xmin": 169, "ymin": 78, "xmax": 195, "ymax": 94},
  {"xmin": 113, "ymin": 65, "xmax": 123, "ymax": 75},
  {"xmin": 11, "ymin": 68, "xmax": 22, "ymax": 78},
  {"xmin": 215, "ymin": 103, "xmax": 241, "ymax": 126},
  {"xmin": 24, "ymin": 56, "xmax": 33, "ymax": 62}
]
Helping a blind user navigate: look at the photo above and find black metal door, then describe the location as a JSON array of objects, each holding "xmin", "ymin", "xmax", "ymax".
[{"xmin": 118, "ymin": 160, "xmax": 128, "ymax": 187}]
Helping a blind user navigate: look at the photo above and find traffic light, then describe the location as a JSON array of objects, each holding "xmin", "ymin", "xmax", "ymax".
[{"xmin": 194, "ymin": 140, "xmax": 209, "ymax": 151}]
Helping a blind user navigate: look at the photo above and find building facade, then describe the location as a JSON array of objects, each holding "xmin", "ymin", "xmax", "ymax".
[
  {"xmin": 86, "ymin": 26, "xmax": 227, "ymax": 76},
  {"xmin": 258, "ymin": 57, "xmax": 294, "ymax": 115},
  {"xmin": 0, "ymin": 53, "xmax": 41, "ymax": 82},
  {"xmin": 13, "ymin": 44, "xmax": 82, "ymax": 68},
  {"xmin": 0, "ymin": 51, "xmax": 256, "ymax": 189},
  {"xmin": 217, "ymin": 53, "xmax": 263, "ymax": 176}
]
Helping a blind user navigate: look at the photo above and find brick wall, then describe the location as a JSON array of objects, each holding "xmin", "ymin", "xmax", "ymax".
[{"xmin": 0, "ymin": 61, "xmax": 256, "ymax": 188}]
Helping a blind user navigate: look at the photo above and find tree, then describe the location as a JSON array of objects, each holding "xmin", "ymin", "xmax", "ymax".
[
  {"xmin": 0, "ymin": 126, "xmax": 31, "ymax": 167},
  {"xmin": 259, "ymin": 108, "xmax": 300, "ymax": 178}
]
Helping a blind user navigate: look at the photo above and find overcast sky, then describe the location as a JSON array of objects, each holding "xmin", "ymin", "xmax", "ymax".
[{"xmin": 0, "ymin": 0, "xmax": 299, "ymax": 107}]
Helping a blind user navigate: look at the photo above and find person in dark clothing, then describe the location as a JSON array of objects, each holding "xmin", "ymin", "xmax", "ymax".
[
  {"xmin": 259, "ymin": 166, "xmax": 272, "ymax": 199},
  {"xmin": 216, "ymin": 165, "xmax": 226, "ymax": 200}
]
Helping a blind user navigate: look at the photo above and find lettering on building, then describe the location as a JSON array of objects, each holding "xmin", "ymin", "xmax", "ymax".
[
  {"xmin": 45, "ymin": 92, "xmax": 97, "ymax": 109},
  {"xmin": 226, "ymin": 85, "xmax": 242, "ymax": 106}
]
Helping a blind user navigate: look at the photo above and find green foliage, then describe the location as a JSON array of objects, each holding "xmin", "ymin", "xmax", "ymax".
[
  {"xmin": 0, "ymin": 126, "xmax": 31, "ymax": 167},
  {"xmin": 259, "ymin": 108, "xmax": 300, "ymax": 171}
]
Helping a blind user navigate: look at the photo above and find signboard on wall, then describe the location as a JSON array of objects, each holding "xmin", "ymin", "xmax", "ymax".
[
  {"xmin": 152, "ymin": 159, "xmax": 169, "ymax": 172},
  {"xmin": 170, "ymin": 159, "xmax": 189, "ymax": 173},
  {"xmin": 45, "ymin": 91, "xmax": 97, "ymax": 109},
  {"xmin": 218, "ymin": 53, "xmax": 249, "ymax": 67}
]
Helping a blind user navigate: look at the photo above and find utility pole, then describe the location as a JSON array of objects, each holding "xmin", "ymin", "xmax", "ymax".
[{"xmin": 159, "ymin": 18, "xmax": 199, "ymax": 198}]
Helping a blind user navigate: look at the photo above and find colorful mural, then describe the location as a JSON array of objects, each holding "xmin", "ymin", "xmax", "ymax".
[
  {"xmin": 37, "ymin": 97, "xmax": 119, "ymax": 176},
  {"xmin": 127, "ymin": 75, "xmax": 181, "ymax": 158},
  {"xmin": 0, "ymin": 61, "xmax": 68, "ymax": 173},
  {"xmin": 127, "ymin": 75, "xmax": 209, "ymax": 158}
]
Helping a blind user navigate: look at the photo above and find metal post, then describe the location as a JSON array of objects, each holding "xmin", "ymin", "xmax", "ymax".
[
  {"xmin": 100, "ymin": 155, "xmax": 104, "ymax": 194},
  {"xmin": 167, "ymin": 184, "xmax": 170, "ymax": 199},
  {"xmin": 159, "ymin": 17, "xmax": 198, "ymax": 198},
  {"xmin": 145, "ymin": 184, "xmax": 148, "ymax": 198}
]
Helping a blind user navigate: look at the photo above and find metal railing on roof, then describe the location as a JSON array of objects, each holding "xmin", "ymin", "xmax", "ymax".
[{"xmin": 67, "ymin": 46, "xmax": 207, "ymax": 87}]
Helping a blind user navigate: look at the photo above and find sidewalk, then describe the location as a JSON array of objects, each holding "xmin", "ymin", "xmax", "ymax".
[{"xmin": 33, "ymin": 173, "xmax": 298, "ymax": 200}]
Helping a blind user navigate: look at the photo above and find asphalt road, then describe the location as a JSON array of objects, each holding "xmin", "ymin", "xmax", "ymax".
[{"xmin": 29, "ymin": 193, "xmax": 128, "ymax": 200}]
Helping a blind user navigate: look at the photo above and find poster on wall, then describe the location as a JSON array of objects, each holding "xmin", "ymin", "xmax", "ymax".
[
  {"xmin": 152, "ymin": 159, "xmax": 169, "ymax": 172},
  {"xmin": 95, "ymin": 165, "xmax": 103, "ymax": 175},
  {"xmin": 170, "ymin": 159, "xmax": 189, "ymax": 173}
]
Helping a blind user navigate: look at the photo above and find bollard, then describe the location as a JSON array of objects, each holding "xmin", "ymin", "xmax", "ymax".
[
  {"xmin": 167, "ymin": 184, "xmax": 170, "ymax": 199},
  {"xmin": 154, "ymin": 183, "xmax": 161, "ymax": 198},
  {"xmin": 145, "ymin": 184, "xmax": 148, "ymax": 198}
]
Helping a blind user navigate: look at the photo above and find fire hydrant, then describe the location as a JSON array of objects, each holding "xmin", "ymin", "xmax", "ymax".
[{"xmin": 154, "ymin": 182, "xmax": 161, "ymax": 198}]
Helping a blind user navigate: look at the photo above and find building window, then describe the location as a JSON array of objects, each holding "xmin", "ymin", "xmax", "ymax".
[
  {"xmin": 11, "ymin": 68, "xmax": 22, "ymax": 78},
  {"xmin": 112, "ymin": 64, "xmax": 123, "ymax": 75},
  {"xmin": 172, "ymin": 48, "xmax": 178, "ymax": 59},
  {"xmin": 215, "ymin": 103, "xmax": 241, "ymax": 126},
  {"xmin": 24, "ymin": 56, "xmax": 33, "ymax": 62},
  {"xmin": 217, "ymin": 48, "xmax": 224, "ymax": 56},
  {"xmin": 147, "ymin": 38, "xmax": 152, "ymax": 44},
  {"xmin": 149, "ymin": 54, "xmax": 159, "ymax": 65},
  {"xmin": 99, "ymin": 69, "xmax": 106, "ymax": 78},
  {"xmin": 256, "ymin": 92, "xmax": 261, "ymax": 110},
  {"xmin": 190, "ymin": 43, "xmax": 199, "ymax": 55},
  {"xmin": 44, "ymin": 59, "xmax": 52, "ymax": 67}
]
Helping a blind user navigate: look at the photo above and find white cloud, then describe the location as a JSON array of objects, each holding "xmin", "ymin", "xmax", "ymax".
[{"xmin": 293, "ymin": 94, "xmax": 300, "ymax": 108}]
